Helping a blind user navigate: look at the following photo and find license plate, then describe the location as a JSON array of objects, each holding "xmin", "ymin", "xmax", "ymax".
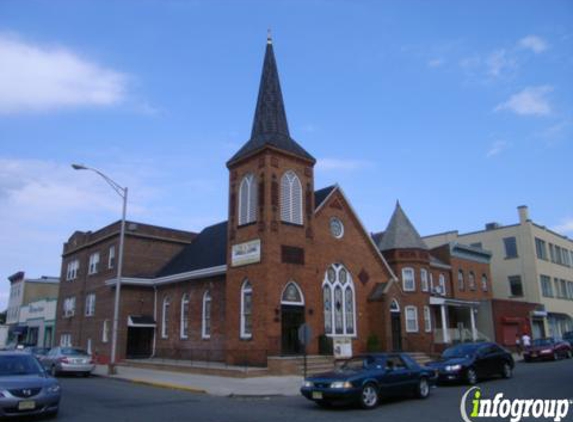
[
  {"xmin": 312, "ymin": 391, "xmax": 323, "ymax": 400},
  {"xmin": 18, "ymin": 400, "xmax": 35, "ymax": 411},
  {"xmin": 74, "ymin": 358, "xmax": 85, "ymax": 364}
]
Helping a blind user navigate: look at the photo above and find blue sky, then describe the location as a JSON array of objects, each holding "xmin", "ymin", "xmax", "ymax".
[{"xmin": 0, "ymin": 0, "xmax": 572, "ymax": 309}]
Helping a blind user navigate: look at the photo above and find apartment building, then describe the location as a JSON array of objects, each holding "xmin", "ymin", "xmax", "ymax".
[{"xmin": 424, "ymin": 206, "xmax": 573, "ymax": 340}]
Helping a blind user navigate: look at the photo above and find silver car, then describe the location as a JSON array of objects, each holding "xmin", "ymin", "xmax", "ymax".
[
  {"xmin": 43, "ymin": 347, "xmax": 95, "ymax": 377},
  {"xmin": 0, "ymin": 351, "xmax": 61, "ymax": 418}
]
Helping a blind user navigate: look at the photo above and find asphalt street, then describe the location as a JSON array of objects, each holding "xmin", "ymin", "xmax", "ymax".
[{"xmin": 51, "ymin": 359, "xmax": 573, "ymax": 422}]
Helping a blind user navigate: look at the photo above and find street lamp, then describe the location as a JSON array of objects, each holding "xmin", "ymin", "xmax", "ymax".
[{"xmin": 72, "ymin": 163, "xmax": 127, "ymax": 375}]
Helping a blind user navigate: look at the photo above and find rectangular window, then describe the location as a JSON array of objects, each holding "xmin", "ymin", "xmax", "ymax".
[
  {"xmin": 102, "ymin": 320, "xmax": 110, "ymax": 343},
  {"xmin": 562, "ymin": 249, "xmax": 570, "ymax": 267},
  {"xmin": 405, "ymin": 306, "xmax": 419, "ymax": 332},
  {"xmin": 402, "ymin": 268, "xmax": 415, "ymax": 291},
  {"xmin": 420, "ymin": 269, "xmax": 429, "ymax": 292},
  {"xmin": 66, "ymin": 259, "xmax": 79, "ymax": 281},
  {"xmin": 503, "ymin": 237, "xmax": 518, "ymax": 259},
  {"xmin": 554, "ymin": 278, "xmax": 560, "ymax": 298},
  {"xmin": 535, "ymin": 238, "xmax": 547, "ymax": 260},
  {"xmin": 60, "ymin": 334, "xmax": 72, "ymax": 347},
  {"xmin": 63, "ymin": 297, "xmax": 76, "ymax": 317},
  {"xmin": 559, "ymin": 279, "xmax": 567, "ymax": 299},
  {"xmin": 508, "ymin": 276, "xmax": 524, "ymax": 297},
  {"xmin": 424, "ymin": 306, "xmax": 432, "ymax": 332},
  {"xmin": 108, "ymin": 245, "xmax": 116, "ymax": 269},
  {"xmin": 549, "ymin": 244, "xmax": 556, "ymax": 262},
  {"xmin": 88, "ymin": 252, "xmax": 100, "ymax": 275},
  {"xmin": 567, "ymin": 282, "xmax": 573, "ymax": 300},
  {"xmin": 540, "ymin": 275, "xmax": 553, "ymax": 297},
  {"xmin": 555, "ymin": 246, "xmax": 563, "ymax": 265},
  {"xmin": 281, "ymin": 245, "xmax": 305, "ymax": 265},
  {"xmin": 85, "ymin": 294, "xmax": 96, "ymax": 316}
]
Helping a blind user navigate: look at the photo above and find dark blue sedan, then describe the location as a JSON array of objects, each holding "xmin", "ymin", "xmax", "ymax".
[
  {"xmin": 300, "ymin": 353, "xmax": 437, "ymax": 409},
  {"xmin": 426, "ymin": 342, "xmax": 514, "ymax": 385}
]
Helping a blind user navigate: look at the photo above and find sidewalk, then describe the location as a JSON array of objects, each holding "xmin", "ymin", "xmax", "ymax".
[{"xmin": 92, "ymin": 365, "xmax": 303, "ymax": 397}]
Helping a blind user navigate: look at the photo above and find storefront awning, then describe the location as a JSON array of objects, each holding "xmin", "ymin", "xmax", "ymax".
[
  {"xmin": 128, "ymin": 316, "xmax": 156, "ymax": 328},
  {"xmin": 9, "ymin": 325, "xmax": 28, "ymax": 335}
]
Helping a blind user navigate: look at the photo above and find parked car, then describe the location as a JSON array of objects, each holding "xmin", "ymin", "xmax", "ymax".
[
  {"xmin": 523, "ymin": 338, "xmax": 572, "ymax": 362},
  {"xmin": 562, "ymin": 331, "xmax": 573, "ymax": 347},
  {"xmin": 426, "ymin": 342, "xmax": 514, "ymax": 385},
  {"xmin": 42, "ymin": 347, "xmax": 95, "ymax": 377},
  {"xmin": 0, "ymin": 351, "xmax": 61, "ymax": 418},
  {"xmin": 300, "ymin": 353, "xmax": 437, "ymax": 409},
  {"xmin": 24, "ymin": 347, "xmax": 51, "ymax": 363}
]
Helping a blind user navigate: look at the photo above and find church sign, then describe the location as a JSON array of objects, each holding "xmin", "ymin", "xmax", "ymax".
[{"xmin": 231, "ymin": 239, "xmax": 261, "ymax": 267}]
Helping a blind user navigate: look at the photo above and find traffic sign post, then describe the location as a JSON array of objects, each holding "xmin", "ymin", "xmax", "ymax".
[{"xmin": 298, "ymin": 323, "xmax": 312, "ymax": 378}]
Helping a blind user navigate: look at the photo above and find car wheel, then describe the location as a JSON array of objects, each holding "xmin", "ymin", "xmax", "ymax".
[
  {"xmin": 51, "ymin": 365, "xmax": 58, "ymax": 377},
  {"xmin": 501, "ymin": 363, "xmax": 512, "ymax": 379},
  {"xmin": 466, "ymin": 368, "xmax": 478, "ymax": 385},
  {"xmin": 83, "ymin": 372, "xmax": 91, "ymax": 378},
  {"xmin": 553, "ymin": 352, "xmax": 559, "ymax": 361},
  {"xmin": 567, "ymin": 351, "xmax": 572, "ymax": 359},
  {"xmin": 46, "ymin": 408, "xmax": 59, "ymax": 419},
  {"xmin": 417, "ymin": 377, "xmax": 430, "ymax": 399},
  {"xmin": 359, "ymin": 383, "xmax": 379, "ymax": 409}
]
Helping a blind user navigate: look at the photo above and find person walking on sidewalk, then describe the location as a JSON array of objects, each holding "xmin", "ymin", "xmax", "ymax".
[{"xmin": 521, "ymin": 332, "xmax": 531, "ymax": 352}]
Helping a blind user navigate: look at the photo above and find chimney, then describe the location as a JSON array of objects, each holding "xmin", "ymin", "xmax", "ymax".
[{"xmin": 518, "ymin": 205, "xmax": 529, "ymax": 224}]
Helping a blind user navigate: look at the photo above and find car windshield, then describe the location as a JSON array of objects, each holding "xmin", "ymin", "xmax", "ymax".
[
  {"xmin": 0, "ymin": 355, "xmax": 44, "ymax": 376},
  {"xmin": 442, "ymin": 344, "xmax": 481, "ymax": 359},
  {"xmin": 30, "ymin": 347, "xmax": 49, "ymax": 355},
  {"xmin": 61, "ymin": 348, "xmax": 88, "ymax": 356},
  {"xmin": 532, "ymin": 339, "xmax": 553, "ymax": 347},
  {"xmin": 340, "ymin": 357, "xmax": 367, "ymax": 371}
]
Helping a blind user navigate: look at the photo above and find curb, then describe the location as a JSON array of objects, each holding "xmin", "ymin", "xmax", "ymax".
[{"xmin": 128, "ymin": 378, "xmax": 207, "ymax": 394}]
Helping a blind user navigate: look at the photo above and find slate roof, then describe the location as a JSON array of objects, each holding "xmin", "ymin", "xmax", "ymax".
[
  {"xmin": 157, "ymin": 186, "xmax": 335, "ymax": 278},
  {"xmin": 429, "ymin": 255, "xmax": 451, "ymax": 268},
  {"xmin": 227, "ymin": 38, "xmax": 315, "ymax": 166},
  {"xmin": 314, "ymin": 185, "xmax": 336, "ymax": 209},
  {"xmin": 376, "ymin": 202, "xmax": 428, "ymax": 251},
  {"xmin": 157, "ymin": 221, "xmax": 228, "ymax": 277}
]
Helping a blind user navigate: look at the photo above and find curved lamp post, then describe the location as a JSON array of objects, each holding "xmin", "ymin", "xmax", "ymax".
[{"xmin": 72, "ymin": 164, "xmax": 127, "ymax": 375}]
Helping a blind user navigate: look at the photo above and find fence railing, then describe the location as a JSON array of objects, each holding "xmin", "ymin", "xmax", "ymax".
[{"xmin": 433, "ymin": 328, "xmax": 490, "ymax": 344}]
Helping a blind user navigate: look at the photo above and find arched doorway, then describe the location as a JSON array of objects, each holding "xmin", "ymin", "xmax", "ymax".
[
  {"xmin": 390, "ymin": 299, "xmax": 402, "ymax": 351},
  {"xmin": 281, "ymin": 281, "xmax": 305, "ymax": 355}
]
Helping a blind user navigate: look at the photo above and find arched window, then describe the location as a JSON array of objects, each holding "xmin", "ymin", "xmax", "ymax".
[
  {"xmin": 238, "ymin": 173, "xmax": 257, "ymax": 225},
  {"xmin": 390, "ymin": 299, "xmax": 400, "ymax": 313},
  {"xmin": 481, "ymin": 274, "xmax": 488, "ymax": 291},
  {"xmin": 180, "ymin": 294, "xmax": 190, "ymax": 339},
  {"xmin": 240, "ymin": 281, "xmax": 253, "ymax": 339},
  {"xmin": 161, "ymin": 297, "xmax": 170, "ymax": 339},
  {"xmin": 469, "ymin": 271, "xmax": 476, "ymax": 291},
  {"xmin": 420, "ymin": 269, "xmax": 429, "ymax": 292},
  {"xmin": 458, "ymin": 269, "xmax": 465, "ymax": 291},
  {"xmin": 280, "ymin": 170, "xmax": 303, "ymax": 225},
  {"xmin": 281, "ymin": 281, "xmax": 304, "ymax": 305},
  {"xmin": 202, "ymin": 291, "xmax": 211, "ymax": 339},
  {"xmin": 405, "ymin": 306, "xmax": 419, "ymax": 333},
  {"xmin": 322, "ymin": 264, "xmax": 356, "ymax": 336},
  {"xmin": 402, "ymin": 267, "xmax": 415, "ymax": 291}
]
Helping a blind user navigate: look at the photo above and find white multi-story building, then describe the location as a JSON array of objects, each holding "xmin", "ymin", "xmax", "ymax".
[
  {"xmin": 424, "ymin": 206, "xmax": 573, "ymax": 339},
  {"xmin": 6, "ymin": 272, "xmax": 59, "ymax": 344}
]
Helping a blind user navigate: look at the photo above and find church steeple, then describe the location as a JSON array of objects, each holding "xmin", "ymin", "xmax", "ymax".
[
  {"xmin": 376, "ymin": 202, "xmax": 429, "ymax": 251},
  {"xmin": 227, "ymin": 35, "xmax": 315, "ymax": 166}
]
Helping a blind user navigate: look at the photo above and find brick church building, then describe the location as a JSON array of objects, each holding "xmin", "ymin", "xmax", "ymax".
[{"xmin": 55, "ymin": 36, "xmax": 494, "ymax": 368}]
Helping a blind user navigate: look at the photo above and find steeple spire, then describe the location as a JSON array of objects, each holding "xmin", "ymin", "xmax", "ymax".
[{"xmin": 227, "ymin": 34, "xmax": 315, "ymax": 166}]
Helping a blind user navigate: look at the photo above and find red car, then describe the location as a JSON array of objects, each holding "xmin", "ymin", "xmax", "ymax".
[{"xmin": 524, "ymin": 338, "xmax": 572, "ymax": 362}]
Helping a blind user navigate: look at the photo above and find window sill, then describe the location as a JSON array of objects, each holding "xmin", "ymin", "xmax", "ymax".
[
  {"xmin": 238, "ymin": 222, "xmax": 257, "ymax": 228},
  {"xmin": 240, "ymin": 336, "xmax": 253, "ymax": 341},
  {"xmin": 202, "ymin": 336, "xmax": 211, "ymax": 340},
  {"xmin": 280, "ymin": 221, "xmax": 304, "ymax": 228}
]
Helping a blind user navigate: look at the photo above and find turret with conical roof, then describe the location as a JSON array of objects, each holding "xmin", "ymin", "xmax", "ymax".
[
  {"xmin": 376, "ymin": 201, "xmax": 428, "ymax": 251},
  {"xmin": 227, "ymin": 34, "xmax": 315, "ymax": 166}
]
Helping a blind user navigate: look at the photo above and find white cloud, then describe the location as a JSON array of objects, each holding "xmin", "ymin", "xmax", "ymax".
[
  {"xmin": 486, "ymin": 140, "xmax": 509, "ymax": 157},
  {"xmin": 0, "ymin": 33, "xmax": 128, "ymax": 114},
  {"xmin": 428, "ymin": 58, "xmax": 445, "ymax": 68},
  {"xmin": 316, "ymin": 158, "xmax": 374, "ymax": 172},
  {"xmin": 553, "ymin": 218, "xmax": 573, "ymax": 235},
  {"xmin": 485, "ymin": 49, "xmax": 517, "ymax": 78},
  {"xmin": 519, "ymin": 35, "xmax": 548, "ymax": 53},
  {"xmin": 494, "ymin": 86, "xmax": 553, "ymax": 116}
]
